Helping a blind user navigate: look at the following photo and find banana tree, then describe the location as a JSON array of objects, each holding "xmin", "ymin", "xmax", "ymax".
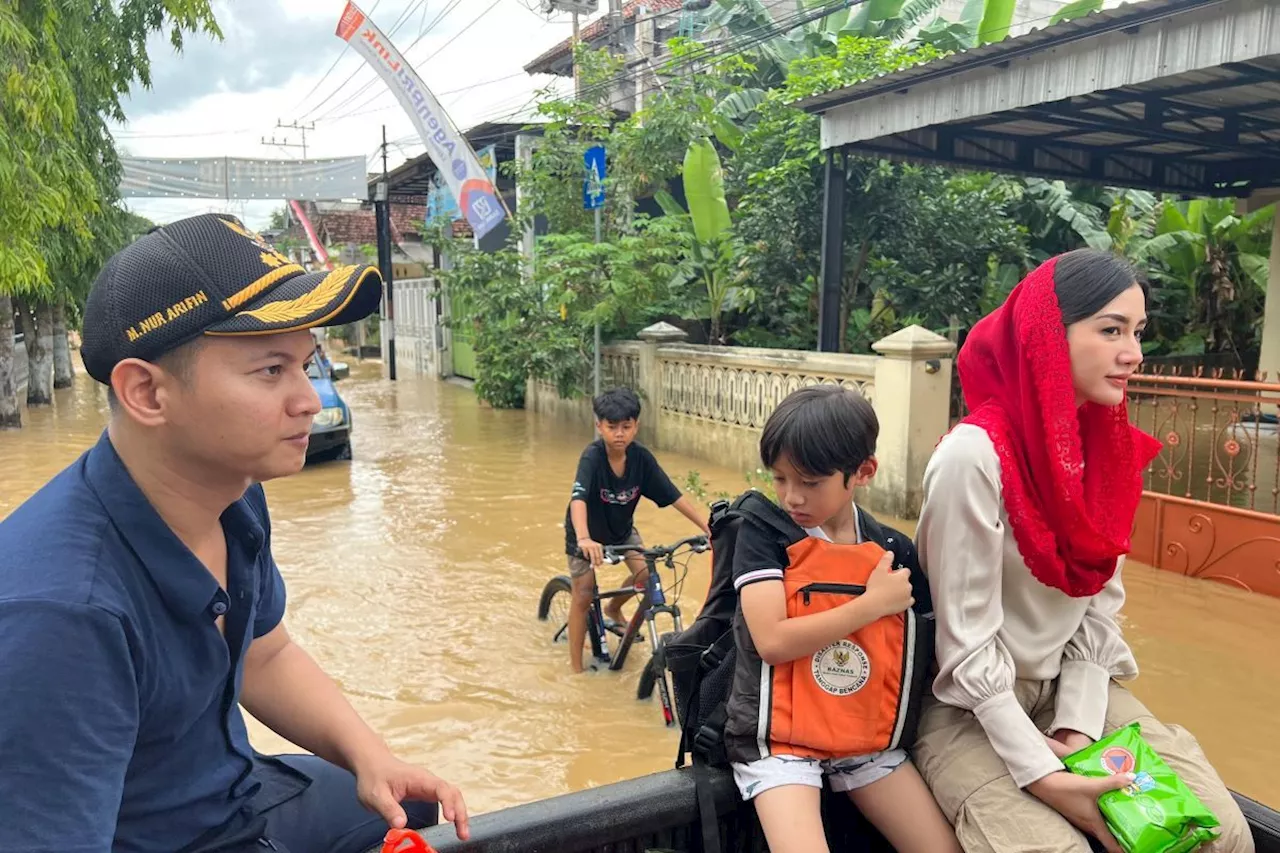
[
  {"xmin": 846, "ymin": 0, "xmax": 949, "ymax": 42},
  {"xmin": 655, "ymin": 137, "xmax": 744, "ymax": 344},
  {"xmin": 913, "ymin": 0, "xmax": 1103, "ymax": 52},
  {"xmin": 1132, "ymin": 199, "xmax": 1275, "ymax": 356},
  {"xmin": 1013, "ymin": 178, "xmax": 1158, "ymax": 256},
  {"xmin": 694, "ymin": 0, "xmax": 945, "ymax": 117}
]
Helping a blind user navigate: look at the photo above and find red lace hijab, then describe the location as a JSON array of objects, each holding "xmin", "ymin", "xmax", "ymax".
[{"xmin": 956, "ymin": 255, "xmax": 1162, "ymax": 598}]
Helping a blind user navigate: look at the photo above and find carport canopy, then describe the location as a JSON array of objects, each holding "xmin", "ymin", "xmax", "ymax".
[{"xmin": 794, "ymin": 0, "xmax": 1280, "ymax": 352}]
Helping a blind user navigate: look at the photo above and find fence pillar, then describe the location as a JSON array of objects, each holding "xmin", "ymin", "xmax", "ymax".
[
  {"xmin": 871, "ymin": 325, "xmax": 957, "ymax": 519},
  {"xmin": 636, "ymin": 322, "xmax": 688, "ymax": 448}
]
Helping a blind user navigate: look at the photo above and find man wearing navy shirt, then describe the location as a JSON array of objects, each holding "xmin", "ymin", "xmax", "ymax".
[{"xmin": 0, "ymin": 214, "xmax": 469, "ymax": 853}]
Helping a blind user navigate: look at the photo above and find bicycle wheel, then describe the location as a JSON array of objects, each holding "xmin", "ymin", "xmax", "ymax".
[
  {"xmin": 537, "ymin": 575, "xmax": 573, "ymax": 644},
  {"xmin": 636, "ymin": 631, "xmax": 675, "ymax": 700}
]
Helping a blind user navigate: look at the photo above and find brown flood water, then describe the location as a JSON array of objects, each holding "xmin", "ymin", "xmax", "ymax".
[{"xmin": 2, "ymin": 359, "xmax": 1278, "ymax": 816}]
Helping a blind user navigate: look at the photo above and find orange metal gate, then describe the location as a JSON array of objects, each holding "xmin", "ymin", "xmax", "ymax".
[{"xmin": 1128, "ymin": 368, "xmax": 1280, "ymax": 599}]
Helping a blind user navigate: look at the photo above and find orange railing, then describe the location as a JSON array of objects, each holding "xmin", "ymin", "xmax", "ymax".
[{"xmin": 1129, "ymin": 366, "xmax": 1280, "ymax": 515}]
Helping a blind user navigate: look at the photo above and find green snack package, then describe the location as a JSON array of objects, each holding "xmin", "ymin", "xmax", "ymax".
[{"xmin": 1063, "ymin": 723, "xmax": 1220, "ymax": 853}]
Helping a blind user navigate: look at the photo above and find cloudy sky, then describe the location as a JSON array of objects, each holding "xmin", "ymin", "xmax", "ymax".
[{"xmin": 111, "ymin": 0, "xmax": 580, "ymax": 229}]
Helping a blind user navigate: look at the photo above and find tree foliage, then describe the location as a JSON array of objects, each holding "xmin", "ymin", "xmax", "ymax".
[
  {"xmin": 0, "ymin": 4, "xmax": 94, "ymax": 291},
  {"xmin": 446, "ymin": 0, "xmax": 1273, "ymax": 401},
  {"xmin": 729, "ymin": 36, "xmax": 1027, "ymax": 351},
  {"xmin": 0, "ymin": 0, "xmax": 220, "ymax": 297}
]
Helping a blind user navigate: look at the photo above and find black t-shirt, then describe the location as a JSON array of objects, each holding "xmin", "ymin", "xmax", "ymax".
[{"xmin": 563, "ymin": 439, "xmax": 682, "ymax": 555}]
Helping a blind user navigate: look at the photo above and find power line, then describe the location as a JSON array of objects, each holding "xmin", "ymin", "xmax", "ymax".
[
  {"xmin": 292, "ymin": 0, "xmax": 385, "ymax": 117},
  {"xmin": 309, "ymin": 0, "xmax": 464, "ymax": 123},
  {"xmin": 261, "ymin": 119, "xmax": 316, "ymax": 157},
  {"xmin": 316, "ymin": 0, "xmax": 504, "ymax": 125},
  {"xmin": 474, "ymin": 1, "xmax": 856, "ymax": 125},
  {"xmin": 311, "ymin": 1, "xmax": 901, "ymax": 139},
  {"xmin": 570, "ymin": 1, "xmax": 860, "ymax": 105},
  {"xmin": 295, "ymin": 0, "xmax": 431, "ymax": 121},
  {"xmin": 501, "ymin": 0, "xmax": 1080, "ymax": 118}
]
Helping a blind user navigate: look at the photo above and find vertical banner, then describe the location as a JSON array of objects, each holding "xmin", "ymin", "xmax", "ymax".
[
  {"xmin": 336, "ymin": 2, "xmax": 507, "ymax": 239},
  {"xmin": 427, "ymin": 144, "xmax": 497, "ymax": 224}
]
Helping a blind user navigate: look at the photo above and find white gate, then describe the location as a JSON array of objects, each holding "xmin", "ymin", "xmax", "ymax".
[{"xmin": 391, "ymin": 278, "xmax": 441, "ymax": 378}]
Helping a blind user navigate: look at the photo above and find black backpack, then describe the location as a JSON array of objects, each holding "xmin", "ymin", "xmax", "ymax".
[
  {"xmin": 662, "ymin": 490, "xmax": 933, "ymax": 853},
  {"xmin": 666, "ymin": 492, "xmax": 786, "ymax": 769},
  {"xmin": 660, "ymin": 491, "xmax": 797, "ymax": 853}
]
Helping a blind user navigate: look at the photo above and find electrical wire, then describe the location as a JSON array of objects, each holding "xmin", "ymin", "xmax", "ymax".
[
  {"xmin": 473, "ymin": 1, "xmax": 852, "ymax": 125},
  {"xmin": 551, "ymin": 0, "xmax": 1075, "ymax": 108},
  {"xmin": 291, "ymin": 0, "xmax": 386, "ymax": 118},
  {"xmin": 296, "ymin": 0, "xmax": 432, "ymax": 121},
  {"xmin": 572, "ymin": 1, "xmax": 862, "ymax": 104},
  {"xmin": 309, "ymin": 0, "xmax": 466, "ymax": 123},
  {"xmin": 315, "ymin": 0, "xmax": 504, "ymax": 125}
]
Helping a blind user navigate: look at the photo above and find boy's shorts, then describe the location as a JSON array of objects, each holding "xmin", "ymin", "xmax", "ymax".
[
  {"xmin": 731, "ymin": 748, "xmax": 908, "ymax": 800},
  {"xmin": 568, "ymin": 528, "xmax": 644, "ymax": 579}
]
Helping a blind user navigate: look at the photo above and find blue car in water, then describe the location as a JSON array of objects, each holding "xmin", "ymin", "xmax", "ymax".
[{"xmin": 307, "ymin": 340, "xmax": 353, "ymax": 461}]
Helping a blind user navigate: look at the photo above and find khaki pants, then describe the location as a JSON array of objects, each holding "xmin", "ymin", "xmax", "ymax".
[{"xmin": 912, "ymin": 679, "xmax": 1254, "ymax": 853}]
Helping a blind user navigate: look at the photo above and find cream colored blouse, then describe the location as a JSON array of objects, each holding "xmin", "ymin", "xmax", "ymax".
[{"xmin": 915, "ymin": 423, "xmax": 1138, "ymax": 789}]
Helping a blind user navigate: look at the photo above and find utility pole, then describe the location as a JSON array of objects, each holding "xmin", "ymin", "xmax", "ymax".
[
  {"xmin": 571, "ymin": 12, "xmax": 581, "ymax": 97},
  {"xmin": 375, "ymin": 124, "xmax": 397, "ymax": 381},
  {"xmin": 607, "ymin": 0, "xmax": 624, "ymax": 53},
  {"xmin": 260, "ymin": 119, "xmax": 315, "ymax": 157},
  {"xmin": 585, "ymin": 2, "xmax": 623, "ymax": 398}
]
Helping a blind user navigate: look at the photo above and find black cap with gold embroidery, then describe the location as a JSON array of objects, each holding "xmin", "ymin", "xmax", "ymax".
[{"xmin": 80, "ymin": 212, "xmax": 383, "ymax": 385}]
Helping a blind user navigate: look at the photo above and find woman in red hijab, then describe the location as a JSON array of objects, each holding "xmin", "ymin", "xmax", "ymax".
[{"xmin": 912, "ymin": 249, "xmax": 1252, "ymax": 852}]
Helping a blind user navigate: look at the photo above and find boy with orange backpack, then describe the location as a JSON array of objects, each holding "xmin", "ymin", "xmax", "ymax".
[{"xmin": 672, "ymin": 386, "xmax": 958, "ymax": 853}]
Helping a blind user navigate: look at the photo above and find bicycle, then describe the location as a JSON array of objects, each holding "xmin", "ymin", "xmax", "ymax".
[{"xmin": 536, "ymin": 535, "xmax": 709, "ymax": 726}]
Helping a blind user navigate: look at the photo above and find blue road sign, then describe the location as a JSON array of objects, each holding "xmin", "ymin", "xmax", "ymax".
[{"xmin": 583, "ymin": 145, "xmax": 606, "ymax": 210}]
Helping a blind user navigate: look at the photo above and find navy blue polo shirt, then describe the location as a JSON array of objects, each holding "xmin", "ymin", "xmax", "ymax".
[{"xmin": 0, "ymin": 431, "xmax": 298, "ymax": 852}]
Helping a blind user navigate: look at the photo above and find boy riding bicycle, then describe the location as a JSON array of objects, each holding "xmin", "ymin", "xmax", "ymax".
[
  {"xmin": 563, "ymin": 388, "xmax": 708, "ymax": 674},
  {"xmin": 726, "ymin": 386, "xmax": 959, "ymax": 853}
]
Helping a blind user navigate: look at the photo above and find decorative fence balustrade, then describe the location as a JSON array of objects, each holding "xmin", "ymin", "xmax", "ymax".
[
  {"xmin": 1131, "ymin": 367, "xmax": 1280, "ymax": 512},
  {"xmin": 601, "ymin": 342, "xmax": 642, "ymax": 396},
  {"xmin": 657, "ymin": 345, "xmax": 877, "ymax": 430},
  {"xmin": 527, "ymin": 325, "xmax": 956, "ymax": 520},
  {"xmin": 1127, "ymin": 366, "xmax": 1280, "ymax": 598}
]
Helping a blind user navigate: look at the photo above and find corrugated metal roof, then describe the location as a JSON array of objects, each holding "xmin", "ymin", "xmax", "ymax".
[
  {"xmin": 801, "ymin": 0, "xmax": 1280, "ymax": 196},
  {"xmin": 812, "ymin": 0, "xmax": 1280, "ymax": 145},
  {"xmin": 795, "ymin": 0, "xmax": 1232, "ymax": 117}
]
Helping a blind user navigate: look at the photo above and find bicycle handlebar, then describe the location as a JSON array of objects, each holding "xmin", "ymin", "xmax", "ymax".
[{"xmin": 603, "ymin": 535, "xmax": 709, "ymax": 565}]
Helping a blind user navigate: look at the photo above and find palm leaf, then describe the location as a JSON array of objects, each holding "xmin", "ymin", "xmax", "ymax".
[
  {"xmin": 1184, "ymin": 199, "xmax": 1207, "ymax": 236},
  {"xmin": 959, "ymin": 0, "xmax": 985, "ymax": 29},
  {"xmin": 846, "ymin": 2, "xmax": 874, "ymax": 34},
  {"xmin": 1049, "ymin": 0, "xmax": 1103, "ymax": 25},
  {"xmin": 1155, "ymin": 200, "xmax": 1191, "ymax": 235},
  {"xmin": 654, "ymin": 189, "xmax": 688, "ymax": 220},
  {"xmin": 1132, "ymin": 231, "xmax": 1201, "ymax": 273},
  {"xmin": 711, "ymin": 113, "xmax": 744, "ymax": 152},
  {"xmin": 865, "ymin": 0, "xmax": 908, "ymax": 19},
  {"xmin": 715, "ymin": 88, "xmax": 766, "ymax": 121}
]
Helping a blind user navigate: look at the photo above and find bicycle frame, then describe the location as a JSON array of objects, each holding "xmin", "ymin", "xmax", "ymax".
[
  {"xmin": 582, "ymin": 561, "xmax": 652, "ymax": 667},
  {"xmin": 597, "ymin": 536, "xmax": 706, "ymax": 726},
  {"xmin": 583, "ymin": 536, "xmax": 705, "ymax": 671}
]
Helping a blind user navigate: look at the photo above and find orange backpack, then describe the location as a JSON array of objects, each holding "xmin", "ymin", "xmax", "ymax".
[{"xmin": 767, "ymin": 535, "xmax": 924, "ymax": 759}]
